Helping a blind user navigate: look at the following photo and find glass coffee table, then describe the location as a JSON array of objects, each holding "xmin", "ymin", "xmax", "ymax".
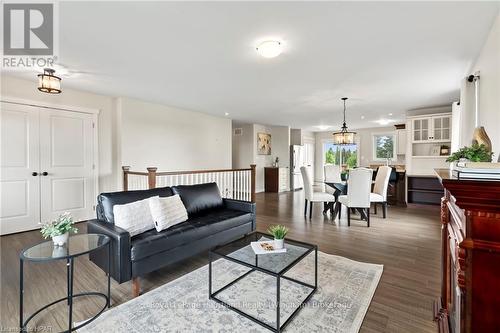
[
  {"xmin": 209, "ymin": 232, "xmax": 317, "ymax": 332},
  {"xmin": 20, "ymin": 233, "xmax": 111, "ymax": 332}
]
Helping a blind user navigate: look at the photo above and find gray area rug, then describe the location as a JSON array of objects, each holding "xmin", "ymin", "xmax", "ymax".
[{"xmin": 80, "ymin": 251, "xmax": 383, "ymax": 332}]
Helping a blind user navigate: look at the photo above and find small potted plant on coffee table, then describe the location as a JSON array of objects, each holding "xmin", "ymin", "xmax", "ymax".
[
  {"xmin": 40, "ymin": 212, "xmax": 78, "ymax": 246},
  {"xmin": 268, "ymin": 225, "xmax": 289, "ymax": 249}
]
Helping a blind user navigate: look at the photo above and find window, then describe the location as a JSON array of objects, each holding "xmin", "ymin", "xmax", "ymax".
[
  {"xmin": 373, "ymin": 134, "xmax": 396, "ymax": 160},
  {"xmin": 323, "ymin": 142, "xmax": 358, "ymax": 169}
]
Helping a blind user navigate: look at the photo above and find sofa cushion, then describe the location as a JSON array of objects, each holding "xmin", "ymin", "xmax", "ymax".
[
  {"xmin": 149, "ymin": 195, "xmax": 188, "ymax": 232},
  {"xmin": 98, "ymin": 187, "xmax": 173, "ymax": 224},
  {"xmin": 171, "ymin": 183, "xmax": 223, "ymax": 216},
  {"xmin": 130, "ymin": 208, "xmax": 252, "ymax": 261},
  {"xmin": 113, "ymin": 197, "xmax": 155, "ymax": 236}
]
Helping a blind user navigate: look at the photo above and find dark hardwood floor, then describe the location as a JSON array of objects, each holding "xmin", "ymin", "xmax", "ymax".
[{"xmin": 0, "ymin": 191, "xmax": 440, "ymax": 332}]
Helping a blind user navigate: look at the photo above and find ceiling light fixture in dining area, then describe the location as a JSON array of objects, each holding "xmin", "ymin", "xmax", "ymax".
[{"xmin": 332, "ymin": 97, "xmax": 356, "ymax": 145}]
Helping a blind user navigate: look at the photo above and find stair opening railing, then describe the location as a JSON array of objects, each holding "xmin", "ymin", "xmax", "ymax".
[{"xmin": 122, "ymin": 165, "xmax": 256, "ymax": 203}]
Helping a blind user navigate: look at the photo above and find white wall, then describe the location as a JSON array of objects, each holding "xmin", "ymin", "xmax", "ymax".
[
  {"xmin": 1, "ymin": 75, "xmax": 119, "ymax": 192},
  {"xmin": 232, "ymin": 122, "xmax": 290, "ymax": 192},
  {"xmin": 232, "ymin": 123, "xmax": 254, "ymax": 169},
  {"xmin": 1, "ymin": 76, "xmax": 233, "ymax": 193},
  {"xmin": 314, "ymin": 126, "xmax": 404, "ymax": 182},
  {"xmin": 119, "ymin": 97, "xmax": 231, "ymax": 172},
  {"xmin": 466, "ymin": 12, "xmax": 500, "ymax": 159},
  {"xmin": 253, "ymin": 124, "xmax": 290, "ymax": 192}
]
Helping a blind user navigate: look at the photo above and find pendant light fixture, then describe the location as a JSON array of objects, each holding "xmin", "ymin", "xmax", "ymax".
[
  {"xmin": 332, "ymin": 97, "xmax": 356, "ymax": 145},
  {"xmin": 37, "ymin": 68, "xmax": 62, "ymax": 94}
]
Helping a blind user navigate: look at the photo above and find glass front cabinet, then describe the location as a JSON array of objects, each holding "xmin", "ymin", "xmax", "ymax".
[{"xmin": 411, "ymin": 114, "xmax": 451, "ymax": 143}]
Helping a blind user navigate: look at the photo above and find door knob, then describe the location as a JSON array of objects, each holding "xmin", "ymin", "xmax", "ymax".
[
  {"xmin": 42, "ymin": 172, "xmax": 48, "ymax": 176},
  {"xmin": 32, "ymin": 172, "xmax": 38, "ymax": 176}
]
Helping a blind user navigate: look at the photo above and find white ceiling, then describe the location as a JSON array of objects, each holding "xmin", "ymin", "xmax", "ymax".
[{"xmin": 5, "ymin": 1, "xmax": 500, "ymax": 131}]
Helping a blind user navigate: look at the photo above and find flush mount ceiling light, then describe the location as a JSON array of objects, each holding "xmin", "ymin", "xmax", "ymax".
[
  {"xmin": 256, "ymin": 40, "xmax": 282, "ymax": 58},
  {"xmin": 37, "ymin": 68, "xmax": 61, "ymax": 94},
  {"xmin": 332, "ymin": 97, "xmax": 356, "ymax": 145}
]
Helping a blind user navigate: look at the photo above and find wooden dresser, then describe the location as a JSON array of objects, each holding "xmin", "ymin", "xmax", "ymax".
[
  {"xmin": 434, "ymin": 169, "xmax": 500, "ymax": 333},
  {"xmin": 264, "ymin": 167, "xmax": 288, "ymax": 192}
]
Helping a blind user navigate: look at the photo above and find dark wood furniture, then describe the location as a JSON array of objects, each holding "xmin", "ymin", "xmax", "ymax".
[
  {"xmin": 434, "ymin": 169, "xmax": 500, "ymax": 333},
  {"xmin": 264, "ymin": 167, "xmax": 287, "ymax": 193},
  {"xmin": 264, "ymin": 167, "xmax": 279, "ymax": 192},
  {"xmin": 407, "ymin": 175, "xmax": 443, "ymax": 205},
  {"xmin": 389, "ymin": 170, "xmax": 406, "ymax": 207}
]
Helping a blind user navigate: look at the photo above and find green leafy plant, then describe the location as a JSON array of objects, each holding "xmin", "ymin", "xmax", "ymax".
[
  {"xmin": 267, "ymin": 225, "xmax": 289, "ymax": 240},
  {"xmin": 40, "ymin": 212, "xmax": 78, "ymax": 239},
  {"xmin": 446, "ymin": 143, "xmax": 493, "ymax": 163}
]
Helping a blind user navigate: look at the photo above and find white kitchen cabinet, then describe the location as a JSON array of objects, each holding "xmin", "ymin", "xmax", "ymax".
[
  {"xmin": 411, "ymin": 113, "xmax": 451, "ymax": 143},
  {"xmin": 396, "ymin": 129, "xmax": 407, "ymax": 155}
]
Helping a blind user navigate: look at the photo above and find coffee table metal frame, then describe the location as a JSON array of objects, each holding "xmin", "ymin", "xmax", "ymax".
[
  {"xmin": 19, "ymin": 233, "xmax": 111, "ymax": 333},
  {"xmin": 209, "ymin": 232, "xmax": 317, "ymax": 333}
]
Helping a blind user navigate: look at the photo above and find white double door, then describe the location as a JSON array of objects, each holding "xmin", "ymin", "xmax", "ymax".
[{"xmin": 1, "ymin": 102, "xmax": 96, "ymax": 235}]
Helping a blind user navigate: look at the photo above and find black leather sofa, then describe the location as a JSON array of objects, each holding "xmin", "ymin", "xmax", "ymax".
[{"xmin": 87, "ymin": 182, "xmax": 256, "ymax": 295}]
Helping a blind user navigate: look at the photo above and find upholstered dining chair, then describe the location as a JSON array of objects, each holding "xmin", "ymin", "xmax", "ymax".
[
  {"xmin": 370, "ymin": 166, "xmax": 391, "ymax": 218},
  {"xmin": 300, "ymin": 166, "xmax": 336, "ymax": 218},
  {"xmin": 337, "ymin": 167, "xmax": 373, "ymax": 227},
  {"xmin": 324, "ymin": 164, "xmax": 342, "ymax": 195}
]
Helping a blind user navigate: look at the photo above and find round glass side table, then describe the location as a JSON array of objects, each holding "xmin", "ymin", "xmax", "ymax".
[{"xmin": 19, "ymin": 233, "xmax": 111, "ymax": 333}]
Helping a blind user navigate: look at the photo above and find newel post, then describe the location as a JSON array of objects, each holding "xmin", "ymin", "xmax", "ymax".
[
  {"xmin": 122, "ymin": 166, "xmax": 130, "ymax": 191},
  {"xmin": 250, "ymin": 164, "xmax": 256, "ymax": 203},
  {"xmin": 147, "ymin": 167, "xmax": 158, "ymax": 189}
]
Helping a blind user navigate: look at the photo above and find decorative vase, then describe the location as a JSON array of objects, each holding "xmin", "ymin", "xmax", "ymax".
[
  {"xmin": 472, "ymin": 126, "xmax": 492, "ymax": 154},
  {"xmin": 52, "ymin": 233, "xmax": 69, "ymax": 246},
  {"xmin": 274, "ymin": 238, "xmax": 284, "ymax": 249}
]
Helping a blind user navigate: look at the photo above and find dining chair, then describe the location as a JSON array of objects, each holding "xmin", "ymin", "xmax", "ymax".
[
  {"xmin": 300, "ymin": 166, "xmax": 336, "ymax": 218},
  {"xmin": 324, "ymin": 164, "xmax": 342, "ymax": 195},
  {"xmin": 337, "ymin": 167, "xmax": 373, "ymax": 227},
  {"xmin": 370, "ymin": 166, "xmax": 391, "ymax": 218}
]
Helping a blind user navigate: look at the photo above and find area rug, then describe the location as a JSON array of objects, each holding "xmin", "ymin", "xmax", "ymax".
[{"xmin": 80, "ymin": 252, "xmax": 383, "ymax": 333}]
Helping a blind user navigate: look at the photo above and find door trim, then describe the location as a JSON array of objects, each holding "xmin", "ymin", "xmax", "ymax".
[{"xmin": 0, "ymin": 96, "xmax": 100, "ymax": 115}]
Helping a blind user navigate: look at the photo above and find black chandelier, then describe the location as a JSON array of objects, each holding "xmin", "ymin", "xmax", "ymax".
[{"xmin": 332, "ymin": 97, "xmax": 356, "ymax": 145}]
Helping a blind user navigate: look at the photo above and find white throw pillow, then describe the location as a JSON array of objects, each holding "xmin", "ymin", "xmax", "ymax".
[
  {"xmin": 149, "ymin": 195, "xmax": 188, "ymax": 232},
  {"xmin": 113, "ymin": 197, "xmax": 156, "ymax": 236}
]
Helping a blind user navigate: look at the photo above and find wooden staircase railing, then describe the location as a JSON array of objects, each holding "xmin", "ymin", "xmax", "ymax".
[{"xmin": 122, "ymin": 165, "xmax": 256, "ymax": 203}]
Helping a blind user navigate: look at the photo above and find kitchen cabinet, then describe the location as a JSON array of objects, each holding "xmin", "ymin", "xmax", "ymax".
[
  {"xmin": 411, "ymin": 114, "xmax": 451, "ymax": 143},
  {"xmin": 397, "ymin": 128, "xmax": 407, "ymax": 155}
]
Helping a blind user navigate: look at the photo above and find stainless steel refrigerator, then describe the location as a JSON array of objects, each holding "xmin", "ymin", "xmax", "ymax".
[{"xmin": 290, "ymin": 145, "xmax": 305, "ymax": 190}]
